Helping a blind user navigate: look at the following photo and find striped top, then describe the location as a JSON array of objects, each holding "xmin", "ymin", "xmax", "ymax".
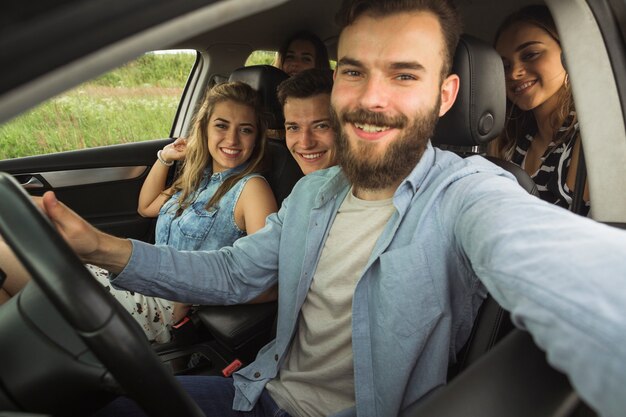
[{"xmin": 511, "ymin": 119, "xmax": 589, "ymax": 215}]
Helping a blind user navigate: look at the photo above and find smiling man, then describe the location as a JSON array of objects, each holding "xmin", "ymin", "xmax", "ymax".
[
  {"xmin": 277, "ymin": 68, "xmax": 337, "ymax": 174},
  {"xmin": 331, "ymin": 8, "xmax": 457, "ymax": 200},
  {"xmin": 36, "ymin": 1, "xmax": 626, "ymax": 417}
]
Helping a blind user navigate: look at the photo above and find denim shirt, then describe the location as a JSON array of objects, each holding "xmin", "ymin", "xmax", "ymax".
[
  {"xmin": 155, "ymin": 166, "xmax": 260, "ymax": 251},
  {"xmin": 113, "ymin": 143, "xmax": 626, "ymax": 417}
]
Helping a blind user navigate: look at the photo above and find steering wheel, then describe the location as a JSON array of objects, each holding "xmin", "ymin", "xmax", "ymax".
[{"xmin": 0, "ymin": 173, "xmax": 205, "ymax": 417}]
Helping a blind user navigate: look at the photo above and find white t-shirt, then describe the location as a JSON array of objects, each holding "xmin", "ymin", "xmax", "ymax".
[{"xmin": 266, "ymin": 189, "xmax": 396, "ymax": 417}]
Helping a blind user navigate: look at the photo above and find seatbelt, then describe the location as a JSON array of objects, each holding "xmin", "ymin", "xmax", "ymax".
[{"xmin": 570, "ymin": 139, "xmax": 587, "ymax": 215}]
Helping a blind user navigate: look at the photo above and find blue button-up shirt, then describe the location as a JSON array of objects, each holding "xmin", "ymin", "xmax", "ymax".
[{"xmin": 113, "ymin": 144, "xmax": 626, "ymax": 417}]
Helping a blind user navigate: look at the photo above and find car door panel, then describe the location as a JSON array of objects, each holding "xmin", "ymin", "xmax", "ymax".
[{"xmin": 0, "ymin": 138, "xmax": 173, "ymax": 241}]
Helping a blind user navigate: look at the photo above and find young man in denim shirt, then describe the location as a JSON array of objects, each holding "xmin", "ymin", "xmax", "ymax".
[{"xmin": 39, "ymin": 1, "xmax": 626, "ymax": 416}]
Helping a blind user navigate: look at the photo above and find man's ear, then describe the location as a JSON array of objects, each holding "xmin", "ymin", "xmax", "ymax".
[{"xmin": 438, "ymin": 73, "xmax": 460, "ymax": 117}]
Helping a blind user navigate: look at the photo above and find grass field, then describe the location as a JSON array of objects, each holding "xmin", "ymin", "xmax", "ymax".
[{"xmin": 0, "ymin": 51, "xmax": 275, "ymax": 160}]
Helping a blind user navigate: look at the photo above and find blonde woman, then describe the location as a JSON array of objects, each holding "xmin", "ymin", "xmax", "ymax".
[{"xmin": 1, "ymin": 82, "xmax": 277, "ymax": 343}]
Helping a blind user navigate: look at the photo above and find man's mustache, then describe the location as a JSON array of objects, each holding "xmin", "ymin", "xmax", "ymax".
[{"xmin": 340, "ymin": 108, "xmax": 407, "ymax": 130}]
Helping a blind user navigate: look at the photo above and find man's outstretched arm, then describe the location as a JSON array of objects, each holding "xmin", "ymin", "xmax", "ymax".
[
  {"xmin": 450, "ymin": 174, "xmax": 626, "ymax": 417},
  {"xmin": 36, "ymin": 189, "xmax": 285, "ymax": 305}
]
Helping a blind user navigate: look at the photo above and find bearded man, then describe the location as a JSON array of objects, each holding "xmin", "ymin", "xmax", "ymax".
[{"xmin": 34, "ymin": 0, "xmax": 626, "ymax": 416}]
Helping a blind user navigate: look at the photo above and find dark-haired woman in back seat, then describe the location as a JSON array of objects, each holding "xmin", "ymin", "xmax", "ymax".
[
  {"xmin": 273, "ymin": 30, "xmax": 331, "ymax": 76},
  {"xmin": 489, "ymin": 5, "xmax": 589, "ymax": 215}
]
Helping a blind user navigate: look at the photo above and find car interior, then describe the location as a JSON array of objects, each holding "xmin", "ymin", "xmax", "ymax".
[
  {"xmin": 155, "ymin": 35, "xmax": 540, "ymax": 379},
  {"xmin": 1, "ymin": 0, "xmax": 625, "ymax": 416}
]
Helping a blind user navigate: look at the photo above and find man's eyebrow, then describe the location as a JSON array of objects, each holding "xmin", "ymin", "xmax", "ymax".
[
  {"xmin": 389, "ymin": 61, "xmax": 425, "ymax": 72},
  {"xmin": 337, "ymin": 57, "xmax": 425, "ymax": 72},
  {"xmin": 285, "ymin": 118, "xmax": 329, "ymax": 125},
  {"xmin": 516, "ymin": 41, "xmax": 543, "ymax": 52},
  {"xmin": 336, "ymin": 57, "xmax": 362, "ymax": 68}
]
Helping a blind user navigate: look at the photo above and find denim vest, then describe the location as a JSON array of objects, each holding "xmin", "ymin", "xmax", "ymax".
[{"xmin": 155, "ymin": 166, "xmax": 261, "ymax": 251}]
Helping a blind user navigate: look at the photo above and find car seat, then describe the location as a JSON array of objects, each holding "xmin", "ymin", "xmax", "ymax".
[
  {"xmin": 174, "ymin": 65, "xmax": 302, "ymax": 365},
  {"xmin": 432, "ymin": 35, "xmax": 539, "ymax": 198},
  {"xmin": 399, "ymin": 35, "xmax": 589, "ymax": 417},
  {"xmin": 229, "ymin": 64, "xmax": 290, "ymax": 143},
  {"xmin": 431, "ymin": 35, "xmax": 538, "ymax": 376},
  {"xmin": 228, "ymin": 65, "xmax": 302, "ymax": 206}
]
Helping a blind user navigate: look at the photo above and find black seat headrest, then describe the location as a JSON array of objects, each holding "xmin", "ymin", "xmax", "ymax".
[
  {"xmin": 262, "ymin": 141, "xmax": 304, "ymax": 207},
  {"xmin": 229, "ymin": 65, "xmax": 289, "ymax": 130},
  {"xmin": 433, "ymin": 35, "xmax": 506, "ymax": 147}
]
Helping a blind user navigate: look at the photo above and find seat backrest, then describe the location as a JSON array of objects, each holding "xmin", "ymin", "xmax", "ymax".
[
  {"xmin": 432, "ymin": 35, "xmax": 539, "ymax": 197},
  {"xmin": 229, "ymin": 65, "xmax": 289, "ymax": 130},
  {"xmin": 432, "ymin": 35, "xmax": 538, "ymax": 376},
  {"xmin": 228, "ymin": 65, "xmax": 302, "ymax": 206},
  {"xmin": 264, "ymin": 141, "xmax": 303, "ymax": 206},
  {"xmin": 433, "ymin": 35, "xmax": 506, "ymax": 148},
  {"xmin": 186, "ymin": 66, "xmax": 300, "ymax": 358}
]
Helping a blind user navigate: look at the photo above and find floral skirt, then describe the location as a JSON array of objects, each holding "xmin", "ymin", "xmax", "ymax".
[{"xmin": 87, "ymin": 264, "xmax": 175, "ymax": 343}]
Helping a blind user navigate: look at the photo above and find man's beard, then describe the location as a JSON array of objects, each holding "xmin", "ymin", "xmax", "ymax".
[{"xmin": 332, "ymin": 101, "xmax": 440, "ymax": 191}]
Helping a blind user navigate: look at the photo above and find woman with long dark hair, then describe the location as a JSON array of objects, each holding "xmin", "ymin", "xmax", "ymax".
[{"xmin": 490, "ymin": 5, "xmax": 589, "ymax": 214}]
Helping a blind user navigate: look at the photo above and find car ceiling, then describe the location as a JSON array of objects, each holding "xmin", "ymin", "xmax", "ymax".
[
  {"xmin": 0, "ymin": 0, "xmax": 539, "ymax": 124},
  {"xmin": 1, "ymin": 0, "xmax": 223, "ymax": 97},
  {"xmin": 0, "ymin": 0, "xmax": 288, "ymax": 123},
  {"xmin": 175, "ymin": 0, "xmax": 541, "ymax": 57}
]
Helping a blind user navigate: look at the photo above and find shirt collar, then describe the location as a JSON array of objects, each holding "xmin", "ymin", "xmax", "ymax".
[
  {"xmin": 313, "ymin": 166, "xmax": 350, "ymax": 208},
  {"xmin": 313, "ymin": 142, "xmax": 436, "ymax": 209},
  {"xmin": 207, "ymin": 163, "xmax": 247, "ymax": 182},
  {"xmin": 397, "ymin": 141, "xmax": 435, "ymax": 195},
  {"xmin": 391, "ymin": 141, "xmax": 435, "ymax": 214}
]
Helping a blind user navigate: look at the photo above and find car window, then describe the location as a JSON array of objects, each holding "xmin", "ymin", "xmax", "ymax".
[
  {"xmin": 0, "ymin": 50, "xmax": 197, "ymax": 160},
  {"xmin": 245, "ymin": 50, "xmax": 336, "ymax": 69},
  {"xmin": 246, "ymin": 50, "xmax": 279, "ymax": 66}
]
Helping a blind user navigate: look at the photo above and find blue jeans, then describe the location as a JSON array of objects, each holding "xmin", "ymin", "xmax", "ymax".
[{"xmin": 93, "ymin": 376, "xmax": 292, "ymax": 417}]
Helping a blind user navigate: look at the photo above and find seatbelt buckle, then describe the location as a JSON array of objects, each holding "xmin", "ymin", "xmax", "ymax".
[
  {"xmin": 222, "ymin": 359, "xmax": 243, "ymax": 377},
  {"xmin": 170, "ymin": 316, "xmax": 198, "ymax": 345},
  {"xmin": 172, "ymin": 316, "xmax": 190, "ymax": 329}
]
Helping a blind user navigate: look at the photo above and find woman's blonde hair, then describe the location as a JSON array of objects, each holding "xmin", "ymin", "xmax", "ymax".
[
  {"xmin": 170, "ymin": 81, "xmax": 267, "ymax": 214},
  {"xmin": 490, "ymin": 5, "xmax": 578, "ymax": 160}
]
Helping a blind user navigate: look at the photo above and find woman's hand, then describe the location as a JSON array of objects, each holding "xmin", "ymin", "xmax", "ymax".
[{"xmin": 161, "ymin": 137, "xmax": 188, "ymax": 162}]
